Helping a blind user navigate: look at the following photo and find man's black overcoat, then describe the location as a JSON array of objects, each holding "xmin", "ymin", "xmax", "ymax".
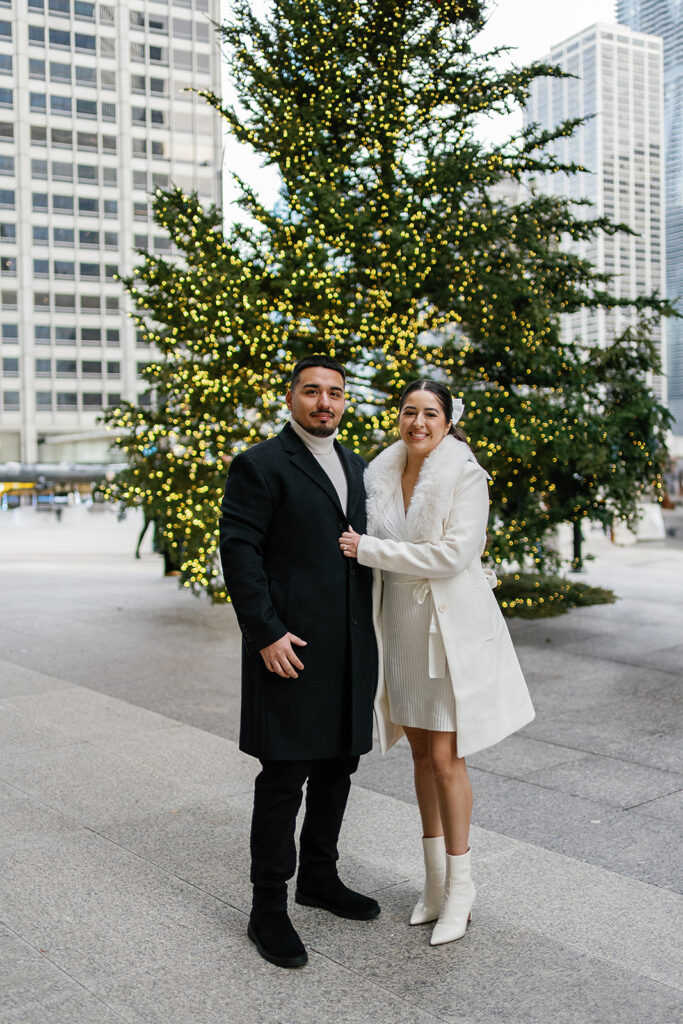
[{"xmin": 219, "ymin": 423, "xmax": 378, "ymax": 761}]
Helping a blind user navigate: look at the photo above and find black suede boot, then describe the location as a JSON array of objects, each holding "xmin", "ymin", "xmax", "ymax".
[
  {"xmin": 247, "ymin": 909, "xmax": 308, "ymax": 968},
  {"xmin": 295, "ymin": 875, "xmax": 380, "ymax": 920}
]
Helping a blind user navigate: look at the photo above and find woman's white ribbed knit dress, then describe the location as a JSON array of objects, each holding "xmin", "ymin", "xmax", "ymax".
[{"xmin": 379, "ymin": 486, "xmax": 458, "ymax": 732}]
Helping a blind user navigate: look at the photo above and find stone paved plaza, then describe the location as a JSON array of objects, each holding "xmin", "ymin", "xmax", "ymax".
[{"xmin": 0, "ymin": 506, "xmax": 681, "ymax": 1023}]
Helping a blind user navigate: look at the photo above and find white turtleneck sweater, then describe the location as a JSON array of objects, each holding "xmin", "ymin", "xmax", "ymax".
[{"xmin": 289, "ymin": 415, "xmax": 348, "ymax": 512}]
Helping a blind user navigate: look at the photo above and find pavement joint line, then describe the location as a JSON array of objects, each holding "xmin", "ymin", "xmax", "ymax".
[
  {"xmin": 301, "ymin": 949, "xmax": 452, "ymax": 1024},
  {"xmin": 1, "ymin": 921, "xmax": 133, "ymax": 1024}
]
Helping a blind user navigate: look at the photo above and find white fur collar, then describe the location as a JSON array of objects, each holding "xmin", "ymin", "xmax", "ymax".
[{"xmin": 365, "ymin": 436, "xmax": 485, "ymax": 542}]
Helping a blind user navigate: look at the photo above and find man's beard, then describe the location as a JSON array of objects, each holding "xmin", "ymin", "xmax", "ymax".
[{"xmin": 304, "ymin": 422, "xmax": 336, "ymax": 437}]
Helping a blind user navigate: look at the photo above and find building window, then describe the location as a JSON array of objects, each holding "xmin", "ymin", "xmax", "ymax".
[
  {"xmin": 80, "ymin": 330, "xmax": 100, "ymax": 345},
  {"xmin": 29, "ymin": 26, "xmax": 45, "ymax": 45},
  {"xmin": 83, "ymin": 392, "xmax": 102, "ymax": 407},
  {"xmin": 104, "ymin": 231, "xmax": 118, "ymax": 248},
  {"xmin": 53, "ymin": 195, "xmax": 74, "ymax": 213},
  {"xmin": 101, "ymin": 69, "xmax": 116, "ymax": 90},
  {"xmin": 106, "ymin": 361, "xmax": 120, "ymax": 377},
  {"xmin": 55, "ymin": 325, "xmax": 76, "ymax": 342},
  {"xmin": 56, "ymin": 359, "xmax": 77, "ymax": 377},
  {"xmin": 2, "ymin": 390, "xmax": 19, "ymax": 410},
  {"xmin": 33, "ymin": 226, "xmax": 49, "ymax": 245},
  {"xmin": 103, "ymin": 199, "xmax": 118, "ymax": 217},
  {"xmin": 76, "ymin": 98, "xmax": 97, "ymax": 118},
  {"xmin": 80, "ymin": 262, "xmax": 100, "ymax": 278},
  {"xmin": 2, "ymin": 289, "xmax": 17, "ymax": 309},
  {"xmin": 35, "ymin": 325, "xmax": 50, "ymax": 343},
  {"xmin": 0, "ymin": 223, "xmax": 16, "ymax": 241},
  {"xmin": 77, "ymin": 131, "xmax": 97, "ymax": 151},
  {"xmin": 54, "ymin": 293, "xmax": 76, "ymax": 312},
  {"xmin": 56, "ymin": 392, "xmax": 78, "ymax": 408},
  {"xmin": 77, "ymin": 164, "xmax": 97, "ymax": 184},
  {"xmin": 29, "ymin": 59, "xmax": 45, "ymax": 79},
  {"xmin": 2, "ymin": 323, "xmax": 18, "ymax": 341},
  {"xmin": 2, "ymin": 357, "xmax": 19, "ymax": 376},
  {"xmin": 54, "ymin": 260, "xmax": 75, "ymax": 278},
  {"xmin": 32, "ymin": 193, "xmax": 49, "ymax": 211},
  {"xmin": 30, "ymin": 126, "xmax": 47, "ymax": 145},
  {"xmin": 102, "ymin": 167, "xmax": 117, "ymax": 186},
  {"xmin": 0, "ymin": 254, "xmax": 16, "ymax": 273},
  {"xmin": 49, "ymin": 29, "xmax": 71, "ymax": 48},
  {"xmin": 80, "ymin": 295, "xmax": 100, "ymax": 312},
  {"xmin": 53, "ymin": 227, "xmax": 74, "ymax": 245},
  {"xmin": 52, "ymin": 161, "xmax": 73, "ymax": 181},
  {"xmin": 106, "ymin": 328, "xmax": 119, "ymax": 345},
  {"xmin": 0, "ymin": 54, "xmax": 12, "ymax": 76},
  {"xmin": 30, "ymin": 92, "xmax": 47, "ymax": 112},
  {"xmin": 79, "ymin": 229, "xmax": 99, "ymax": 247},
  {"xmin": 75, "ymin": 33, "xmax": 96, "ymax": 52},
  {"xmin": 51, "ymin": 95, "xmax": 73, "ymax": 115},
  {"xmin": 0, "ymin": 88, "xmax": 12, "ymax": 108},
  {"xmin": 49, "ymin": 0, "xmax": 71, "ymax": 16},
  {"xmin": 33, "ymin": 259, "xmax": 50, "ymax": 277},
  {"xmin": 36, "ymin": 392, "xmax": 53, "ymax": 409},
  {"xmin": 132, "ymin": 106, "xmax": 147, "ymax": 125},
  {"xmin": 132, "ymin": 138, "xmax": 147, "ymax": 156},
  {"xmin": 51, "ymin": 128, "xmax": 73, "ymax": 148},
  {"xmin": 76, "ymin": 66, "xmax": 96, "ymax": 87},
  {"xmin": 0, "ymin": 188, "xmax": 14, "ymax": 208},
  {"xmin": 78, "ymin": 197, "xmax": 98, "ymax": 216},
  {"xmin": 36, "ymin": 359, "xmax": 52, "ymax": 376},
  {"xmin": 0, "ymin": 155, "xmax": 14, "ymax": 175},
  {"xmin": 0, "ymin": 20, "xmax": 11, "ymax": 40},
  {"xmin": 74, "ymin": 1, "xmax": 95, "ymax": 19}
]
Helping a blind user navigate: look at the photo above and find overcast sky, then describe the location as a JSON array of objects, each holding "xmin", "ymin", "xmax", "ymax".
[{"xmin": 221, "ymin": 0, "xmax": 619, "ymax": 215}]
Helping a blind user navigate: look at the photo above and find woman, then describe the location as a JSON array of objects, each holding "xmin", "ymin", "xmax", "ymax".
[{"xmin": 339, "ymin": 380, "xmax": 535, "ymax": 946}]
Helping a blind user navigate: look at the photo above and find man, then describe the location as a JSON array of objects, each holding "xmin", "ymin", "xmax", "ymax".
[{"xmin": 219, "ymin": 355, "xmax": 379, "ymax": 969}]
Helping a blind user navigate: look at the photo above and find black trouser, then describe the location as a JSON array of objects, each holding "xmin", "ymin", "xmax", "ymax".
[{"xmin": 250, "ymin": 756, "xmax": 360, "ymax": 912}]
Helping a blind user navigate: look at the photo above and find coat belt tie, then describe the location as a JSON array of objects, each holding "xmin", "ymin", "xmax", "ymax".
[{"xmin": 412, "ymin": 580, "xmax": 446, "ymax": 679}]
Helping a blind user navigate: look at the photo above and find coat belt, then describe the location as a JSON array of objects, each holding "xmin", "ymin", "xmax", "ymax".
[{"xmin": 412, "ymin": 580, "xmax": 447, "ymax": 679}]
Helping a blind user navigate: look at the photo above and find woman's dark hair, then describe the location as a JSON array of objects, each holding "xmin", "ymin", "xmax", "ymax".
[
  {"xmin": 291, "ymin": 354, "xmax": 346, "ymax": 389},
  {"xmin": 398, "ymin": 379, "xmax": 468, "ymax": 443}
]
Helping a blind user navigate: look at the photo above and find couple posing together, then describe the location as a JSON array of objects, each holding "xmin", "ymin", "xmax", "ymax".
[{"xmin": 219, "ymin": 354, "xmax": 534, "ymax": 969}]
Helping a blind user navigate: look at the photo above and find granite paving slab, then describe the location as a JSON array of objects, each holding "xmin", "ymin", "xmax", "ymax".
[{"xmin": 524, "ymin": 752, "xmax": 682, "ymax": 809}]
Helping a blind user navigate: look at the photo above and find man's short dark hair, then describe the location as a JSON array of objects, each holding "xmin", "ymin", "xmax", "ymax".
[{"xmin": 290, "ymin": 354, "xmax": 346, "ymax": 389}]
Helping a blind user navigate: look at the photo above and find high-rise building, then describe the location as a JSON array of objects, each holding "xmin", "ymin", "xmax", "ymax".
[
  {"xmin": 617, "ymin": 0, "xmax": 683, "ymax": 431},
  {"xmin": 524, "ymin": 22, "xmax": 666, "ymax": 401},
  {"xmin": 0, "ymin": 0, "xmax": 222, "ymax": 465}
]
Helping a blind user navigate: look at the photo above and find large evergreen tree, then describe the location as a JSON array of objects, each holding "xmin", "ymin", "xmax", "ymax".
[{"xmin": 105, "ymin": 0, "xmax": 673, "ymax": 600}]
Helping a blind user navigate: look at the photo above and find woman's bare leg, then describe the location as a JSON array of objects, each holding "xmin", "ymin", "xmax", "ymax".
[
  {"xmin": 427, "ymin": 731, "xmax": 472, "ymax": 856},
  {"xmin": 403, "ymin": 725, "xmax": 443, "ymax": 838}
]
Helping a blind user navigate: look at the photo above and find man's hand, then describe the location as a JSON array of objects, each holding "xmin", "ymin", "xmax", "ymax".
[{"xmin": 259, "ymin": 633, "xmax": 307, "ymax": 678}]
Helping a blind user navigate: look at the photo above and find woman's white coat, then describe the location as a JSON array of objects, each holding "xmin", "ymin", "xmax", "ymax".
[{"xmin": 357, "ymin": 435, "xmax": 535, "ymax": 758}]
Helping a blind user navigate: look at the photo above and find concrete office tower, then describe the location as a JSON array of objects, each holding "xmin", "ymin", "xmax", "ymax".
[
  {"xmin": 524, "ymin": 23, "xmax": 666, "ymax": 402},
  {"xmin": 0, "ymin": 0, "xmax": 222, "ymax": 465},
  {"xmin": 617, "ymin": 1, "xmax": 683, "ymax": 433}
]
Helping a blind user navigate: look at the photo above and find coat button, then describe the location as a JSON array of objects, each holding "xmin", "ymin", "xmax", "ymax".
[{"xmin": 438, "ymin": 603, "xmax": 447, "ymax": 613}]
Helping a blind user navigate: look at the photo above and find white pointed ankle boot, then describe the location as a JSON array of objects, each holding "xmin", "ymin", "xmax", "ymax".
[
  {"xmin": 410, "ymin": 835, "xmax": 446, "ymax": 925},
  {"xmin": 430, "ymin": 849, "xmax": 475, "ymax": 946}
]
